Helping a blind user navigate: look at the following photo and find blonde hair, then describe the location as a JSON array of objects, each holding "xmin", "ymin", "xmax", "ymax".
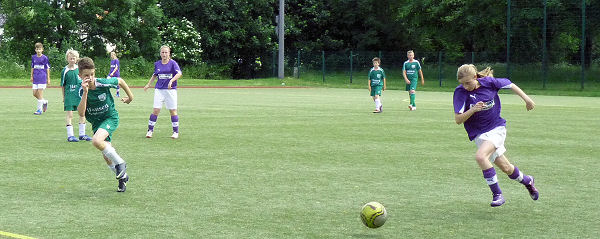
[
  {"xmin": 65, "ymin": 49, "xmax": 79, "ymax": 61},
  {"xmin": 372, "ymin": 57, "xmax": 381, "ymax": 63},
  {"xmin": 35, "ymin": 42, "xmax": 43, "ymax": 49},
  {"xmin": 457, "ymin": 64, "xmax": 494, "ymax": 82},
  {"xmin": 407, "ymin": 50, "xmax": 414, "ymax": 55}
]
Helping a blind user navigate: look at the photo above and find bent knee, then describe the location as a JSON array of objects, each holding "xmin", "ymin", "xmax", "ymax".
[
  {"xmin": 409, "ymin": 90, "xmax": 416, "ymax": 94},
  {"xmin": 91, "ymin": 136, "xmax": 105, "ymax": 148}
]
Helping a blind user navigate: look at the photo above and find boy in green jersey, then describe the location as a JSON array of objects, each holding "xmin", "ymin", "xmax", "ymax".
[
  {"xmin": 61, "ymin": 49, "xmax": 91, "ymax": 142},
  {"xmin": 77, "ymin": 57, "xmax": 134, "ymax": 192},
  {"xmin": 368, "ymin": 57, "xmax": 386, "ymax": 113},
  {"xmin": 402, "ymin": 50, "xmax": 425, "ymax": 110}
]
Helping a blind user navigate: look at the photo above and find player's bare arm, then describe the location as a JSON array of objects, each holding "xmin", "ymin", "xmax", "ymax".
[
  {"xmin": 118, "ymin": 78, "xmax": 134, "ymax": 104},
  {"xmin": 78, "ymin": 79, "xmax": 90, "ymax": 117},
  {"xmin": 144, "ymin": 75, "xmax": 157, "ymax": 92},
  {"xmin": 168, "ymin": 72, "xmax": 182, "ymax": 89},
  {"xmin": 509, "ymin": 83, "xmax": 535, "ymax": 111},
  {"xmin": 455, "ymin": 101, "xmax": 485, "ymax": 124}
]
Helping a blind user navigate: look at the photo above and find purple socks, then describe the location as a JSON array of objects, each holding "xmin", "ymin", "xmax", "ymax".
[
  {"xmin": 483, "ymin": 167, "xmax": 502, "ymax": 195},
  {"xmin": 171, "ymin": 115, "xmax": 179, "ymax": 133},
  {"xmin": 508, "ymin": 166, "xmax": 532, "ymax": 185},
  {"xmin": 148, "ymin": 114, "xmax": 157, "ymax": 131}
]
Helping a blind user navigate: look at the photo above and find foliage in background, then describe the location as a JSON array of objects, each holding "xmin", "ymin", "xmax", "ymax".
[
  {"xmin": 1, "ymin": 0, "xmax": 599, "ymax": 80},
  {"xmin": 159, "ymin": 17, "xmax": 202, "ymax": 65},
  {"xmin": 160, "ymin": 0, "xmax": 274, "ymax": 78}
]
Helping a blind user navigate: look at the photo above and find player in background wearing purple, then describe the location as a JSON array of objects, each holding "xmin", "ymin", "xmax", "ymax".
[
  {"xmin": 144, "ymin": 45, "xmax": 182, "ymax": 139},
  {"xmin": 108, "ymin": 51, "xmax": 121, "ymax": 97},
  {"xmin": 453, "ymin": 64, "xmax": 539, "ymax": 207},
  {"xmin": 31, "ymin": 42, "xmax": 51, "ymax": 115}
]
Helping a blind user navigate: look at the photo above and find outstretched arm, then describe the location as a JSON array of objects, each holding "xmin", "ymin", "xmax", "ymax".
[
  {"xmin": 509, "ymin": 83, "xmax": 535, "ymax": 111},
  {"xmin": 118, "ymin": 78, "xmax": 134, "ymax": 104}
]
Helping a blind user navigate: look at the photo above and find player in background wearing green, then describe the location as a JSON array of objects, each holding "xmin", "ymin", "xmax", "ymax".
[
  {"xmin": 402, "ymin": 50, "xmax": 424, "ymax": 111},
  {"xmin": 368, "ymin": 57, "xmax": 386, "ymax": 113},
  {"xmin": 31, "ymin": 42, "xmax": 51, "ymax": 115},
  {"xmin": 60, "ymin": 49, "xmax": 91, "ymax": 142},
  {"xmin": 77, "ymin": 57, "xmax": 134, "ymax": 192}
]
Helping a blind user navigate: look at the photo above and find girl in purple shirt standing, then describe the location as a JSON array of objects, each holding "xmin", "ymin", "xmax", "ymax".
[
  {"xmin": 453, "ymin": 64, "xmax": 538, "ymax": 207},
  {"xmin": 144, "ymin": 46, "xmax": 182, "ymax": 139}
]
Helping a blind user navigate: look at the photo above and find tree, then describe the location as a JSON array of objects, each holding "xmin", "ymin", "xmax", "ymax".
[
  {"xmin": 1, "ymin": 0, "xmax": 77, "ymax": 62},
  {"xmin": 160, "ymin": 0, "xmax": 274, "ymax": 78}
]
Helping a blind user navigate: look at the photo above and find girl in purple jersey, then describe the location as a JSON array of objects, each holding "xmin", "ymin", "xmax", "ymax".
[
  {"xmin": 143, "ymin": 45, "xmax": 182, "ymax": 139},
  {"xmin": 453, "ymin": 64, "xmax": 538, "ymax": 207}
]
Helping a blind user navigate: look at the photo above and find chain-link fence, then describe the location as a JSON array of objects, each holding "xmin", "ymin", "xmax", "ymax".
[{"xmin": 252, "ymin": 1, "xmax": 599, "ymax": 91}]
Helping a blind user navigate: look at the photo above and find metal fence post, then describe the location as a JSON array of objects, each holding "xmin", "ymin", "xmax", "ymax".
[
  {"xmin": 272, "ymin": 49, "xmax": 276, "ymax": 77},
  {"xmin": 581, "ymin": 0, "xmax": 586, "ymax": 90},
  {"xmin": 297, "ymin": 50, "xmax": 301, "ymax": 79},
  {"xmin": 507, "ymin": 0, "xmax": 512, "ymax": 79},
  {"xmin": 322, "ymin": 51, "xmax": 326, "ymax": 83},
  {"xmin": 543, "ymin": 0, "xmax": 548, "ymax": 89},
  {"xmin": 438, "ymin": 51, "xmax": 443, "ymax": 87},
  {"xmin": 350, "ymin": 50, "xmax": 353, "ymax": 84}
]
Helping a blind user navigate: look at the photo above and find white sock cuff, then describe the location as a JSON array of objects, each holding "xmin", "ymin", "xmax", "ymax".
[
  {"xmin": 485, "ymin": 175, "xmax": 499, "ymax": 185},
  {"xmin": 66, "ymin": 125, "xmax": 74, "ymax": 137},
  {"xmin": 78, "ymin": 123, "xmax": 86, "ymax": 136}
]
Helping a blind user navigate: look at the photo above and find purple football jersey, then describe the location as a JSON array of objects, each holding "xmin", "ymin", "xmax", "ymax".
[
  {"xmin": 153, "ymin": 59, "xmax": 182, "ymax": 89},
  {"xmin": 109, "ymin": 59, "xmax": 120, "ymax": 77},
  {"xmin": 453, "ymin": 76, "xmax": 512, "ymax": 141},
  {"xmin": 31, "ymin": 54, "xmax": 50, "ymax": 84}
]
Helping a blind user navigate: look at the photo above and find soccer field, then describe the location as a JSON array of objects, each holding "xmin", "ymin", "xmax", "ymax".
[{"xmin": 0, "ymin": 88, "xmax": 598, "ymax": 238}]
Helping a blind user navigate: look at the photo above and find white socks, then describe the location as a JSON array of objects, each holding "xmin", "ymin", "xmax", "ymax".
[
  {"xmin": 79, "ymin": 123, "xmax": 86, "ymax": 136},
  {"xmin": 67, "ymin": 123, "xmax": 87, "ymax": 137},
  {"xmin": 37, "ymin": 100, "xmax": 44, "ymax": 111},
  {"xmin": 102, "ymin": 145, "xmax": 125, "ymax": 165},
  {"xmin": 374, "ymin": 99, "xmax": 382, "ymax": 110},
  {"xmin": 66, "ymin": 125, "xmax": 74, "ymax": 137}
]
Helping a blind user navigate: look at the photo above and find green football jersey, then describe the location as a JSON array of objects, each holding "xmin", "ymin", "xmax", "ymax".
[
  {"xmin": 403, "ymin": 60, "xmax": 421, "ymax": 80},
  {"xmin": 84, "ymin": 78, "xmax": 119, "ymax": 125},
  {"xmin": 61, "ymin": 66, "xmax": 82, "ymax": 107},
  {"xmin": 369, "ymin": 67, "xmax": 386, "ymax": 86}
]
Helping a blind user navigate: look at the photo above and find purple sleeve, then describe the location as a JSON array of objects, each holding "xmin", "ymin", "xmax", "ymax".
[
  {"xmin": 45, "ymin": 56, "xmax": 50, "ymax": 69},
  {"xmin": 153, "ymin": 61, "xmax": 159, "ymax": 76},
  {"xmin": 453, "ymin": 87, "xmax": 468, "ymax": 114},
  {"xmin": 489, "ymin": 77, "xmax": 512, "ymax": 89},
  {"xmin": 172, "ymin": 60, "xmax": 182, "ymax": 74},
  {"xmin": 31, "ymin": 56, "xmax": 34, "ymax": 68}
]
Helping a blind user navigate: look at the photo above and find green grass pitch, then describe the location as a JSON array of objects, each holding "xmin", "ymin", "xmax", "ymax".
[{"xmin": 0, "ymin": 87, "xmax": 598, "ymax": 238}]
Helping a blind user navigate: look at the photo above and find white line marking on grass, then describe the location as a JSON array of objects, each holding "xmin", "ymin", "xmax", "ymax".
[{"xmin": 0, "ymin": 230, "xmax": 37, "ymax": 239}]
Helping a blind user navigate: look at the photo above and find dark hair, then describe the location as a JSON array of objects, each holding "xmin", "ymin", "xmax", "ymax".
[{"xmin": 78, "ymin": 57, "xmax": 95, "ymax": 71}]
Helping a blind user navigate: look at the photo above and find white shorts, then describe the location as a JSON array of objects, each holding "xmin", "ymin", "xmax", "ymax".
[
  {"xmin": 153, "ymin": 89, "xmax": 178, "ymax": 110},
  {"xmin": 474, "ymin": 126, "xmax": 507, "ymax": 163},
  {"xmin": 32, "ymin": 84, "xmax": 47, "ymax": 90}
]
